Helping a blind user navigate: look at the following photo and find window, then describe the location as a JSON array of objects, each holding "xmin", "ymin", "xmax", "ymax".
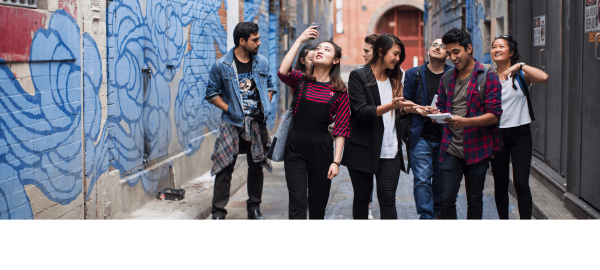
[{"xmin": 1, "ymin": 0, "xmax": 38, "ymax": 8}]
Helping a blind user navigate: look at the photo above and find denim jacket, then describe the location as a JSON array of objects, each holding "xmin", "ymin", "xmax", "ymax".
[{"xmin": 205, "ymin": 47, "xmax": 276, "ymax": 127}]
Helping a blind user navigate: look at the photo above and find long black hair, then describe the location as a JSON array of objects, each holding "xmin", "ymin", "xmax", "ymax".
[
  {"xmin": 368, "ymin": 34, "xmax": 406, "ymax": 100},
  {"xmin": 493, "ymin": 36, "xmax": 521, "ymax": 90},
  {"xmin": 305, "ymin": 40, "xmax": 347, "ymax": 92},
  {"xmin": 293, "ymin": 44, "xmax": 316, "ymax": 73}
]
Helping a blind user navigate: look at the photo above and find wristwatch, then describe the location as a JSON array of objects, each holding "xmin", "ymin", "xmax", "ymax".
[
  {"xmin": 519, "ymin": 63, "xmax": 524, "ymax": 70},
  {"xmin": 401, "ymin": 107, "xmax": 406, "ymax": 114}
]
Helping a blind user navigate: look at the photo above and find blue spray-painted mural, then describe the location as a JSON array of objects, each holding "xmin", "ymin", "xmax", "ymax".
[
  {"xmin": 0, "ymin": 10, "xmax": 104, "ymax": 219},
  {"xmin": 268, "ymin": 1, "xmax": 280, "ymax": 130},
  {"xmin": 108, "ymin": 0, "xmax": 227, "ymax": 193},
  {"xmin": 466, "ymin": 0, "xmax": 488, "ymax": 65}
]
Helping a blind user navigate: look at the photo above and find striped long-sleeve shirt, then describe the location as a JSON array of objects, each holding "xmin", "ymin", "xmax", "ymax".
[{"xmin": 279, "ymin": 70, "xmax": 351, "ymax": 138}]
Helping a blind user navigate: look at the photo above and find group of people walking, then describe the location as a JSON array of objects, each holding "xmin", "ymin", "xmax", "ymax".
[{"xmin": 205, "ymin": 21, "xmax": 547, "ymax": 220}]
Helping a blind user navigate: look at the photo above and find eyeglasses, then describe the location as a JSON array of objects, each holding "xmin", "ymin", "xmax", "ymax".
[
  {"xmin": 495, "ymin": 35, "xmax": 513, "ymax": 41},
  {"xmin": 431, "ymin": 43, "xmax": 446, "ymax": 50}
]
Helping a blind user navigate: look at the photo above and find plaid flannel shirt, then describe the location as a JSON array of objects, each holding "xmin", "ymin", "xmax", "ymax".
[
  {"xmin": 211, "ymin": 117, "xmax": 272, "ymax": 175},
  {"xmin": 436, "ymin": 60, "xmax": 503, "ymax": 165}
]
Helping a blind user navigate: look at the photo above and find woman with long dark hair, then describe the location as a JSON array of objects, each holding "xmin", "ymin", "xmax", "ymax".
[
  {"xmin": 341, "ymin": 34, "xmax": 415, "ymax": 219},
  {"xmin": 278, "ymin": 26, "xmax": 350, "ymax": 219},
  {"xmin": 293, "ymin": 44, "xmax": 316, "ymax": 73},
  {"xmin": 491, "ymin": 35, "xmax": 548, "ymax": 219}
]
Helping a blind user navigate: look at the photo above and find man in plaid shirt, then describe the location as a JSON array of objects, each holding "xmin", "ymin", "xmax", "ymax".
[{"xmin": 430, "ymin": 28, "xmax": 503, "ymax": 219}]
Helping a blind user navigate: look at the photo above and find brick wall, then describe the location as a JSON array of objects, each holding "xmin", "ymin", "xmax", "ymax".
[{"xmin": 333, "ymin": 0, "xmax": 424, "ymax": 69}]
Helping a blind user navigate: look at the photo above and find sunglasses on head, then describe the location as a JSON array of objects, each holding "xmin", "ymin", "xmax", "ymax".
[{"xmin": 495, "ymin": 35, "xmax": 513, "ymax": 41}]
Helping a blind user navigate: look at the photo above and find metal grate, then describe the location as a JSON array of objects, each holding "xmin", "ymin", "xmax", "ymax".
[{"xmin": 0, "ymin": 0, "xmax": 37, "ymax": 8}]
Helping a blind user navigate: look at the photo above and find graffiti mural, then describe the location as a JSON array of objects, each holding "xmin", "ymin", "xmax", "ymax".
[
  {"xmin": 108, "ymin": 0, "xmax": 227, "ymax": 193},
  {"xmin": 0, "ymin": 10, "xmax": 104, "ymax": 219},
  {"xmin": 268, "ymin": 1, "xmax": 280, "ymax": 130},
  {"xmin": 466, "ymin": 0, "xmax": 487, "ymax": 64}
]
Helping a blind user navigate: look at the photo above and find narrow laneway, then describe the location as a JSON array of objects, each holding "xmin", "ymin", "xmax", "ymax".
[{"xmin": 215, "ymin": 150, "xmax": 521, "ymax": 220}]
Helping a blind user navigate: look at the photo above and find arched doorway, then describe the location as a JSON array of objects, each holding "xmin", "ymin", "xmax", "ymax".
[{"xmin": 375, "ymin": 6, "xmax": 424, "ymax": 71}]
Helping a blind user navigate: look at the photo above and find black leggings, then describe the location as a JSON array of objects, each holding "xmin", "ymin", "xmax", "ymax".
[
  {"xmin": 348, "ymin": 154, "xmax": 401, "ymax": 219},
  {"xmin": 490, "ymin": 124, "xmax": 533, "ymax": 219}
]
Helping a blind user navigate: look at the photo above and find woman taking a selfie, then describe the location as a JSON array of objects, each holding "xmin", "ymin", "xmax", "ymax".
[
  {"xmin": 341, "ymin": 34, "xmax": 414, "ymax": 219},
  {"xmin": 491, "ymin": 35, "xmax": 548, "ymax": 219},
  {"xmin": 278, "ymin": 26, "xmax": 350, "ymax": 219}
]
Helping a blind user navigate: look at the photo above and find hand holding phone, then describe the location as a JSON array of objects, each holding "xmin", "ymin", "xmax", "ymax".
[{"xmin": 309, "ymin": 22, "xmax": 320, "ymax": 39}]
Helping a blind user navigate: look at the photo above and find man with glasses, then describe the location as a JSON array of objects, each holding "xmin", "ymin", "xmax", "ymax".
[{"xmin": 402, "ymin": 38, "xmax": 452, "ymax": 219}]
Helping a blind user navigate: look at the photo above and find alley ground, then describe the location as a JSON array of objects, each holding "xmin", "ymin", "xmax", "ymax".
[{"xmin": 210, "ymin": 150, "xmax": 521, "ymax": 220}]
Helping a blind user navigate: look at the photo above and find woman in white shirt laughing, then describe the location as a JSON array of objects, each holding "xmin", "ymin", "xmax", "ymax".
[
  {"xmin": 341, "ymin": 34, "xmax": 414, "ymax": 219},
  {"xmin": 491, "ymin": 35, "xmax": 548, "ymax": 219}
]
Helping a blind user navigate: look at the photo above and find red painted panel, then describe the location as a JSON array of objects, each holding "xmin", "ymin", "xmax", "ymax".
[
  {"xmin": 376, "ymin": 7, "xmax": 424, "ymax": 71},
  {"xmin": 0, "ymin": 6, "xmax": 48, "ymax": 62}
]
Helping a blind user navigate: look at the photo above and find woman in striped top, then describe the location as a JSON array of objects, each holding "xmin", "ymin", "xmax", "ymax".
[{"xmin": 278, "ymin": 26, "xmax": 350, "ymax": 219}]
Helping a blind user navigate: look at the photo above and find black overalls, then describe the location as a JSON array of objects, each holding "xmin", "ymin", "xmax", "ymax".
[{"xmin": 284, "ymin": 80, "xmax": 339, "ymax": 219}]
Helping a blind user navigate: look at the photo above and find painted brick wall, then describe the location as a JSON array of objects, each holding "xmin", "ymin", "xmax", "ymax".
[
  {"xmin": 424, "ymin": 0, "xmax": 506, "ymax": 66},
  {"xmin": 0, "ymin": 0, "xmax": 103, "ymax": 219},
  {"xmin": 0, "ymin": 0, "xmax": 321, "ymax": 219}
]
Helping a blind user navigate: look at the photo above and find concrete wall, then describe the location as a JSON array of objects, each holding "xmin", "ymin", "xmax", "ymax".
[
  {"xmin": 332, "ymin": 0, "xmax": 424, "ymax": 69},
  {"xmin": 0, "ymin": 0, "xmax": 328, "ymax": 219},
  {"xmin": 424, "ymin": 0, "xmax": 508, "ymax": 66}
]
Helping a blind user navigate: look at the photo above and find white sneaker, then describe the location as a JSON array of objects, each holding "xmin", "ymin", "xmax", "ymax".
[{"xmin": 368, "ymin": 209, "xmax": 374, "ymax": 220}]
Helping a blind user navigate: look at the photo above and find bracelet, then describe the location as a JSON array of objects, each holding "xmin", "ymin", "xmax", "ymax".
[
  {"xmin": 401, "ymin": 107, "xmax": 406, "ymax": 114},
  {"xmin": 332, "ymin": 162, "xmax": 340, "ymax": 167}
]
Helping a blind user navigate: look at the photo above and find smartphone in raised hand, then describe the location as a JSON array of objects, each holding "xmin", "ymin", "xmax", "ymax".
[{"xmin": 309, "ymin": 22, "xmax": 320, "ymax": 39}]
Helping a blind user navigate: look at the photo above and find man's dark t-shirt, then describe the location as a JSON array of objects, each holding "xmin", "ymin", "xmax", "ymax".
[
  {"xmin": 234, "ymin": 54, "xmax": 264, "ymax": 121},
  {"xmin": 420, "ymin": 65, "xmax": 443, "ymax": 142}
]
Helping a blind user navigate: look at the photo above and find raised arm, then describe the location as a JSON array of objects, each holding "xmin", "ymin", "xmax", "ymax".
[
  {"xmin": 279, "ymin": 26, "xmax": 318, "ymax": 76},
  {"xmin": 499, "ymin": 62, "xmax": 548, "ymax": 85}
]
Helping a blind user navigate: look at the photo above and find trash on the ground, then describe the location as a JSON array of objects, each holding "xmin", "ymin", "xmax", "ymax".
[{"xmin": 157, "ymin": 188, "xmax": 185, "ymax": 201}]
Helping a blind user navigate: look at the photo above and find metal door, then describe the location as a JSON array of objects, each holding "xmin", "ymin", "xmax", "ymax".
[
  {"xmin": 580, "ymin": 0, "xmax": 600, "ymax": 210},
  {"xmin": 544, "ymin": 0, "xmax": 563, "ymax": 171},
  {"xmin": 530, "ymin": 1, "xmax": 546, "ymax": 158}
]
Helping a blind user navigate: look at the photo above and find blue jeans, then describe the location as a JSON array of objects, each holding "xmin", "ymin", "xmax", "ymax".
[
  {"xmin": 410, "ymin": 138, "xmax": 441, "ymax": 219},
  {"xmin": 439, "ymin": 153, "xmax": 489, "ymax": 219}
]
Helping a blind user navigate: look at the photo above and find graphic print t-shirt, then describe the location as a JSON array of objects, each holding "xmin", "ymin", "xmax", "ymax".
[{"xmin": 234, "ymin": 54, "xmax": 264, "ymax": 121}]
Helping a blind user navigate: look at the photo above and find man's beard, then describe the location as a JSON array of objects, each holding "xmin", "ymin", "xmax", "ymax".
[{"xmin": 245, "ymin": 45, "xmax": 259, "ymax": 55}]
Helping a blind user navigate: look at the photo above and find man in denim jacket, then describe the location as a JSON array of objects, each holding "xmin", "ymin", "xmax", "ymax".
[{"xmin": 205, "ymin": 22, "xmax": 276, "ymax": 220}]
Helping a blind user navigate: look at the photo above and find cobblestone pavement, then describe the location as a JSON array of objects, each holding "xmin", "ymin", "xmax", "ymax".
[{"xmin": 213, "ymin": 150, "xmax": 520, "ymax": 220}]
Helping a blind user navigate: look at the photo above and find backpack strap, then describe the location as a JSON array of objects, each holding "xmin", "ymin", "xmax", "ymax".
[
  {"xmin": 476, "ymin": 66, "xmax": 489, "ymax": 104},
  {"xmin": 515, "ymin": 70, "xmax": 536, "ymax": 121},
  {"xmin": 442, "ymin": 68, "xmax": 454, "ymax": 93},
  {"xmin": 415, "ymin": 65, "xmax": 425, "ymax": 104}
]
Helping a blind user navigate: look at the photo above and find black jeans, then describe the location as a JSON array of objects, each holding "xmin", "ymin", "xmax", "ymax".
[
  {"xmin": 439, "ymin": 153, "xmax": 490, "ymax": 219},
  {"xmin": 211, "ymin": 124, "xmax": 269, "ymax": 218},
  {"xmin": 490, "ymin": 124, "xmax": 533, "ymax": 219},
  {"xmin": 348, "ymin": 154, "xmax": 402, "ymax": 219}
]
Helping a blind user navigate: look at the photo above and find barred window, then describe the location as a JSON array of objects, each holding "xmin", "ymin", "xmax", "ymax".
[{"xmin": 0, "ymin": 0, "xmax": 38, "ymax": 8}]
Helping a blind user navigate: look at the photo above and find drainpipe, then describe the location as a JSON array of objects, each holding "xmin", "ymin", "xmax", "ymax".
[{"xmin": 461, "ymin": 0, "xmax": 466, "ymax": 31}]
